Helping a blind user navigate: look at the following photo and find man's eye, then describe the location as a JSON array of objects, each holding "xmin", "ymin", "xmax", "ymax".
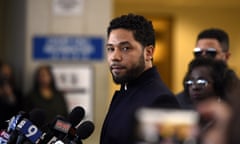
[
  {"xmin": 107, "ymin": 47, "xmax": 114, "ymax": 52},
  {"xmin": 121, "ymin": 47, "xmax": 129, "ymax": 51}
]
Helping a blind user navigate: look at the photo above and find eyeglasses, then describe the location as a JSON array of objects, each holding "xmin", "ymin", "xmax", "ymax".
[
  {"xmin": 193, "ymin": 47, "xmax": 217, "ymax": 58},
  {"xmin": 185, "ymin": 79, "xmax": 209, "ymax": 88}
]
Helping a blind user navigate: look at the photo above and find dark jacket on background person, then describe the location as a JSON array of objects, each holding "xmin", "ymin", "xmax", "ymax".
[
  {"xmin": 23, "ymin": 90, "xmax": 68, "ymax": 123},
  {"xmin": 176, "ymin": 91, "xmax": 194, "ymax": 109},
  {"xmin": 0, "ymin": 81, "xmax": 23, "ymax": 129},
  {"xmin": 100, "ymin": 67, "xmax": 180, "ymax": 144}
]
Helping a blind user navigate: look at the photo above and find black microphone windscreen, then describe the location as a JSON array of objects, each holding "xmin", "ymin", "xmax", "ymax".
[
  {"xmin": 76, "ymin": 121, "xmax": 95, "ymax": 140},
  {"xmin": 68, "ymin": 106, "xmax": 85, "ymax": 127},
  {"xmin": 29, "ymin": 108, "xmax": 46, "ymax": 127}
]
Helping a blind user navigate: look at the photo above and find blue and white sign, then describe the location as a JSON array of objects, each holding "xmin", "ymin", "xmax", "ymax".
[{"xmin": 33, "ymin": 36, "xmax": 104, "ymax": 60}]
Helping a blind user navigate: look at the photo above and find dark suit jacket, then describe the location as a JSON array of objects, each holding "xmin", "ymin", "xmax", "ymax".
[{"xmin": 100, "ymin": 67, "xmax": 180, "ymax": 144}]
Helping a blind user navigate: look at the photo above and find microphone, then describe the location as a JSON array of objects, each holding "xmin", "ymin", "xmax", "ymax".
[
  {"xmin": 70, "ymin": 121, "xmax": 95, "ymax": 144},
  {"xmin": 54, "ymin": 140, "xmax": 64, "ymax": 144},
  {"xmin": 38, "ymin": 115, "xmax": 70, "ymax": 144},
  {"xmin": 63, "ymin": 106, "xmax": 86, "ymax": 142},
  {"xmin": 68, "ymin": 106, "xmax": 85, "ymax": 127},
  {"xmin": 28, "ymin": 108, "xmax": 46, "ymax": 128},
  {"xmin": 15, "ymin": 108, "xmax": 46, "ymax": 144},
  {"xmin": 39, "ymin": 106, "xmax": 85, "ymax": 144},
  {"xmin": 15, "ymin": 119, "xmax": 42, "ymax": 144},
  {"xmin": 7, "ymin": 111, "xmax": 29, "ymax": 133},
  {"xmin": 7, "ymin": 111, "xmax": 29, "ymax": 144},
  {"xmin": 0, "ymin": 130, "xmax": 10, "ymax": 143}
]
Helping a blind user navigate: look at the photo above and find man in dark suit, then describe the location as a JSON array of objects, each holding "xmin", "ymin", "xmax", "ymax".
[{"xmin": 100, "ymin": 13, "xmax": 180, "ymax": 144}]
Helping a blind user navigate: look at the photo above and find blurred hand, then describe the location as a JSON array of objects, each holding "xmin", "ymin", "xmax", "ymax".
[{"xmin": 196, "ymin": 99, "xmax": 232, "ymax": 144}]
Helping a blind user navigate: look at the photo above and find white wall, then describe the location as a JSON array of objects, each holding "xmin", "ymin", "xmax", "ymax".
[{"xmin": 24, "ymin": 0, "xmax": 112, "ymax": 143}]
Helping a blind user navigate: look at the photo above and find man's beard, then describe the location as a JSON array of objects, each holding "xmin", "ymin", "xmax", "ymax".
[{"xmin": 111, "ymin": 54, "xmax": 145, "ymax": 84}]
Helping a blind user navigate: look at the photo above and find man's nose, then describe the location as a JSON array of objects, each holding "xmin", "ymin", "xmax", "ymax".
[{"xmin": 111, "ymin": 49, "xmax": 122, "ymax": 61}]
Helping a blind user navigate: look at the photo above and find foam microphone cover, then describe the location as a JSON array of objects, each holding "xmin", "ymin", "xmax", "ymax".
[
  {"xmin": 29, "ymin": 108, "xmax": 46, "ymax": 128},
  {"xmin": 76, "ymin": 121, "xmax": 95, "ymax": 140},
  {"xmin": 68, "ymin": 106, "xmax": 85, "ymax": 127}
]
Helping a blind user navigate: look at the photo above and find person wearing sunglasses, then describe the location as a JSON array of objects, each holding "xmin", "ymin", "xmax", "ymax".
[
  {"xmin": 193, "ymin": 28, "xmax": 230, "ymax": 62},
  {"xmin": 183, "ymin": 57, "xmax": 239, "ymax": 144},
  {"xmin": 182, "ymin": 57, "xmax": 237, "ymax": 109},
  {"xmin": 177, "ymin": 28, "xmax": 232, "ymax": 109}
]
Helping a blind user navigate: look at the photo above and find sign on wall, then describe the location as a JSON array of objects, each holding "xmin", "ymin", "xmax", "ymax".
[
  {"xmin": 52, "ymin": 65, "xmax": 94, "ymax": 120},
  {"xmin": 33, "ymin": 36, "xmax": 104, "ymax": 61},
  {"xmin": 52, "ymin": 0, "xmax": 85, "ymax": 16}
]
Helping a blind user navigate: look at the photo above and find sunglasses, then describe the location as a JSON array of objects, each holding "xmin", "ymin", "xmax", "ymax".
[
  {"xmin": 193, "ymin": 47, "xmax": 217, "ymax": 58},
  {"xmin": 185, "ymin": 79, "xmax": 209, "ymax": 88}
]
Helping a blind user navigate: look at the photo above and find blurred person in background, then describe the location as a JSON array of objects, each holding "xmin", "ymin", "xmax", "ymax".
[
  {"xmin": 177, "ymin": 28, "xmax": 233, "ymax": 109},
  {"xmin": 196, "ymin": 79, "xmax": 240, "ymax": 144},
  {"xmin": 23, "ymin": 64, "xmax": 68, "ymax": 122},
  {"xmin": 182, "ymin": 57, "xmax": 238, "ymax": 109},
  {"xmin": 193, "ymin": 28, "xmax": 230, "ymax": 61},
  {"xmin": 224, "ymin": 79, "xmax": 240, "ymax": 144},
  {"xmin": 182, "ymin": 57, "xmax": 239, "ymax": 143},
  {"xmin": 0, "ymin": 62, "xmax": 23, "ymax": 129},
  {"xmin": 196, "ymin": 99, "xmax": 232, "ymax": 144}
]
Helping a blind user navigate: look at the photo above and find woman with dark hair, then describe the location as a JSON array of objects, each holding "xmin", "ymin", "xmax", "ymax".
[
  {"xmin": 182, "ymin": 57, "xmax": 239, "ymax": 143},
  {"xmin": 23, "ymin": 64, "xmax": 68, "ymax": 122},
  {"xmin": 182, "ymin": 57, "xmax": 238, "ymax": 109}
]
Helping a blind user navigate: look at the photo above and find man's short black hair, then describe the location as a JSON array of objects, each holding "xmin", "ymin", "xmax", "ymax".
[
  {"xmin": 107, "ymin": 13, "xmax": 155, "ymax": 47},
  {"xmin": 197, "ymin": 28, "xmax": 229, "ymax": 52}
]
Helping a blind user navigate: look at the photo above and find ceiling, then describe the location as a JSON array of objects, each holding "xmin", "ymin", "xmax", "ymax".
[{"xmin": 115, "ymin": 0, "xmax": 240, "ymax": 8}]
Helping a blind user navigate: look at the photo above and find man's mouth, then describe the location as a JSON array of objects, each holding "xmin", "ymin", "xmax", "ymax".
[{"xmin": 111, "ymin": 65, "xmax": 125, "ymax": 74}]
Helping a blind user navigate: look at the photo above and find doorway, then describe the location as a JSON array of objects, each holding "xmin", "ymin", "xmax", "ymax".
[{"xmin": 150, "ymin": 16, "xmax": 173, "ymax": 89}]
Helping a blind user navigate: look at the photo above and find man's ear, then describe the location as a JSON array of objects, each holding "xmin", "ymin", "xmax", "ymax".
[
  {"xmin": 145, "ymin": 45, "xmax": 154, "ymax": 61},
  {"xmin": 225, "ymin": 52, "xmax": 231, "ymax": 61}
]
